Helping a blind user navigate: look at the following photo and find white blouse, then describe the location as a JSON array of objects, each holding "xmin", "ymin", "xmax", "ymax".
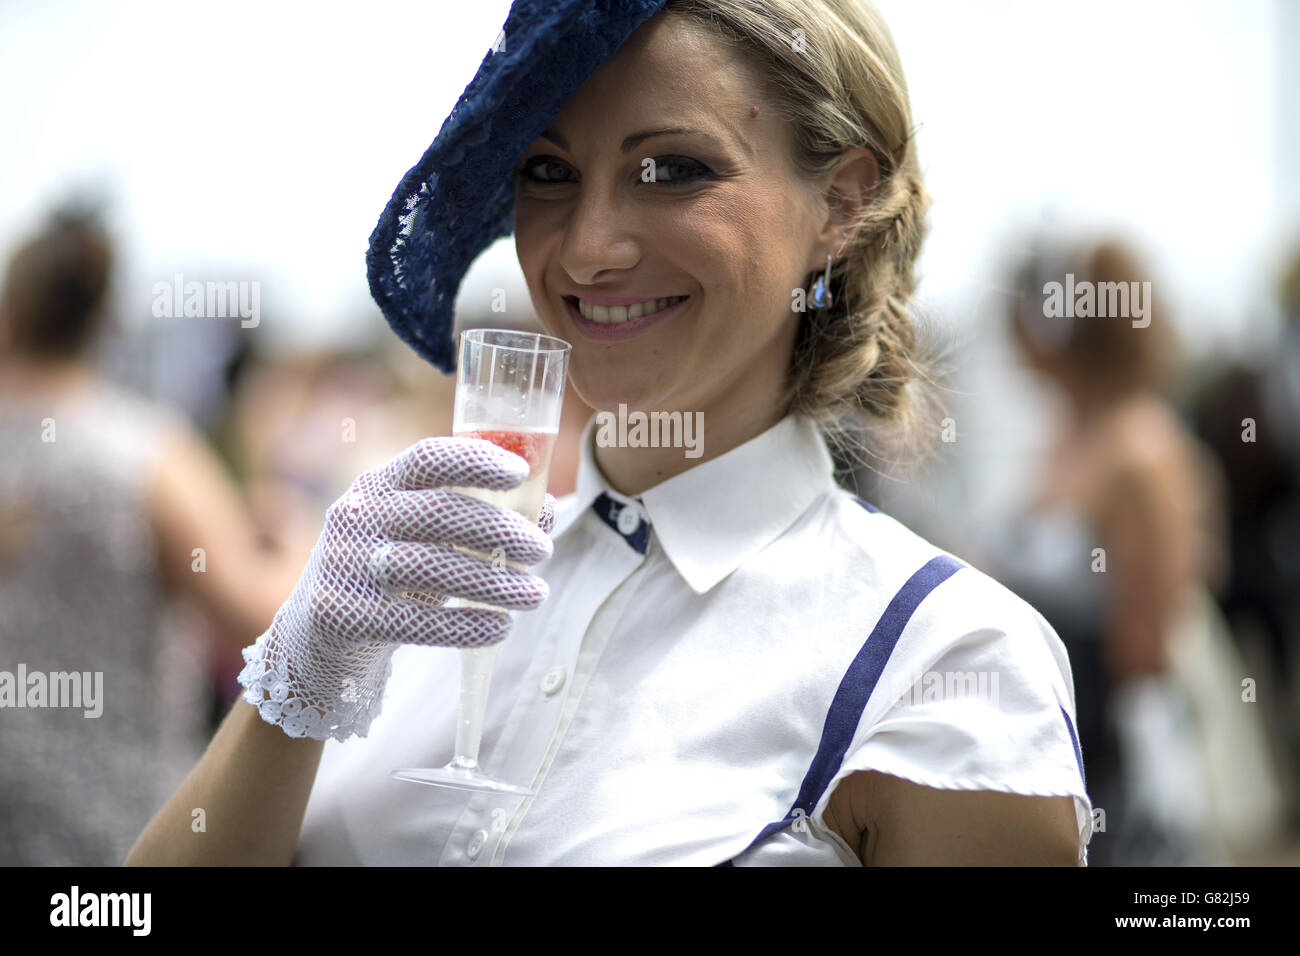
[{"xmin": 295, "ymin": 412, "xmax": 1094, "ymax": 866}]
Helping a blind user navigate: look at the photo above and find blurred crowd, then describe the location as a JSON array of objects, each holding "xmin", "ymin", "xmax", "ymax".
[
  {"xmin": 1, "ymin": 199, "xmax": 1297, "ymax": 865},
  {"xmin": 850, "ymin": 236, "xmax": 1300, "ymax": 865},
  {"xmin": 0, "ymin": 202, "xmax": 593, "ymax": 865},
  {"xmin": 1000, "ymin": 239, "xmax": 1299, "ymax": 865}
]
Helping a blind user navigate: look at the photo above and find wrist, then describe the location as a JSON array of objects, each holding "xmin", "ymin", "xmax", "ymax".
[{"xmin": 236, "ymin": 630, "xmax": 394, "ymax": 742}]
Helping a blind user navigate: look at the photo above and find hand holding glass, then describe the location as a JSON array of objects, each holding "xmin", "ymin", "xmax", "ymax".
[{"xmin": 392, "ymin": 329, "xmax": 570, "ymax": 795}]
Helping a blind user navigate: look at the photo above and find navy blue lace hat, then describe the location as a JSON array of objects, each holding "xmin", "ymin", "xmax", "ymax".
[{"xmin": 366, "ymin": 0, "xmax": 671, "ymax": 373}]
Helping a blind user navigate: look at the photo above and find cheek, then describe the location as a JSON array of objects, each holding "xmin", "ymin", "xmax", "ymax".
[
  {"xmin": 512, "ymin": 215, "xmax": 544, "ymax": 274},
  {"xmin": 513, "ymin": 199, "xmax": 559, "ymax": 264},
  {"xmin": 513, "ymin": 217, "xmax": 558, "ymax": 313},
  {"xmin": 687, "ymin": 187, "xmax": 804, "ymax": 306}
]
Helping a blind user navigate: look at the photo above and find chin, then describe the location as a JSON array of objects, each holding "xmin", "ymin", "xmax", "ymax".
[{"xmin": 568, "ymin": 367, "xmax": 668, "ymax": 414}]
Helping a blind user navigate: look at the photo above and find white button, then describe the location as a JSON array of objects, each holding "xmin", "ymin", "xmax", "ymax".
[
  {"xmin": 540, "ymin": 666, "xmax": 566, "ymax": 696},
  {"xmin": 616, "ymin": 504, "xmax": 642, "ymax": 535},
  {"xmin": 466, "ymin": 829, "xmax": 487, "ymax": 860}
]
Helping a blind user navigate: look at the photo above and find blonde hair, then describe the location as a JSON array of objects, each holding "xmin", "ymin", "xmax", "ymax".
[{"xmin": 663, "ymin": 0, "xmax": 946, "ymax": 479}]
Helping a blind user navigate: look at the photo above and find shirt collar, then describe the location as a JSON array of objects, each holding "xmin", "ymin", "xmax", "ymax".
[{"xmin": 553, "ymin": 410, "xmax": 837, "ymax": 594}]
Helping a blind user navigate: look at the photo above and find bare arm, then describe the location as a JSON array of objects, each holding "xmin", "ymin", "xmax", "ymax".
[
  {"xmin": 1095, "ymin": 448, "xmax": 1196, "ymax": 682},
  {"xmin": 130, "ymin": 429, "xmax": 336, "ymax": 865},
  {"xmin": 825, "ymin": 770, "xmax": 1082, "ymax": 866},
  {"xmin": 149, "ymin": 420, "xmax": 315, "ymax": 646},
  {"xmin": 124, "ymin": 698, "xmax": 324, "ymax": 865}
]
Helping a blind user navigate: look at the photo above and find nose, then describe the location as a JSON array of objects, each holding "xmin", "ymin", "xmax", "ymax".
[{"xmin": 557, "ymin": 182, "xmax": 640, "ymax": 286}]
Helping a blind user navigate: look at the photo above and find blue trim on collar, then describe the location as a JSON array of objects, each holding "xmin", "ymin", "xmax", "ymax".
[{"xmin": 592, "ymin": 492, "xmax": 650, "ymax": 555}]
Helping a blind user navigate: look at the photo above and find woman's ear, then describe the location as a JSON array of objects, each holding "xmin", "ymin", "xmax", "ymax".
[
  {"xmin": 831, "ymin": 146, "xmax": 881, "ymax": 215},
  {"xmin": 813, "ymin": 147, "xmax": 880, "ymax": 267}
]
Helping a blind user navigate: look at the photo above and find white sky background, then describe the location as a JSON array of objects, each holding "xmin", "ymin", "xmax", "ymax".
[
  {"xmin": 0, "ymin": 0, "xmax": 1295, "ymax": 536},
  {"xmin": 0, "ymin": 0, "xmax": 1292, "ymax": 346},
  {"xmin": 894, "ymin": 0, "xmax": 1288, "ymax": 315},
  {"xmin": 0, "ymin": 0, "xmax": 519, "ymax": 352}
]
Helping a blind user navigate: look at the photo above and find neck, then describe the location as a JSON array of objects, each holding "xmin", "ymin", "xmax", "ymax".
[
  {"xmin": 0, "ymin": 354, "xmax": 95, "ymax": 392},
  {"xmin": 593, "ymin": 339, "xmax": 796, "ymax": 496},
  {"xmin": 591, "ymin": 308, "xmax": 802, "ymax": 496},
  {"xmin": 1062, "ymin": 375, "xmax": 1132, "ymax": 425},
  {"xmin": 594, "ymin": 398, "xmax": 787, "ymax": 497}
]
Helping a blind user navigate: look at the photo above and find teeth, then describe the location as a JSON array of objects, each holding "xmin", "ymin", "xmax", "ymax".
[{"xmin": 576, "ymin": 295, "xmax": 685, "ymax": 324}]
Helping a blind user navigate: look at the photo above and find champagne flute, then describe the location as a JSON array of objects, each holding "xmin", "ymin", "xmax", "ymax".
[{"xmin": 392, "ymin": 328, "xmax": 570, "ymax": 795}]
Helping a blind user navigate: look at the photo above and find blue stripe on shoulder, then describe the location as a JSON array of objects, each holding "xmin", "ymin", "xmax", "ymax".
[
  {"xmin": 716, "ymin": 552, "xmax": 966, "ymax": 865},
  {"xmin": 1059, "ymin": 704, "xmax": 1087, "ymax": 793},
  {"xmin": 852, "ymin": 496, "xmax": 880, "ymax": 513}
]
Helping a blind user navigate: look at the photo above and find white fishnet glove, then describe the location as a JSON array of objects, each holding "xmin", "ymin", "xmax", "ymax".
[{"xmin": 237, "ymin": 437, "xmax": 557, "ymax": 742}]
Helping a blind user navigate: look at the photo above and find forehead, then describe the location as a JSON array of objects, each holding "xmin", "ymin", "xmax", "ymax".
[{"xmin": 545, "ymin": 12, "xmax": 768, "ymax": 155}]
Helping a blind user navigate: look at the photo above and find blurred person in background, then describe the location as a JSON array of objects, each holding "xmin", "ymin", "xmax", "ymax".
[
  {"xmin": 993, "ymin": 238, "xmax": 1285, "ymax": 864},
  {"xmin": 1191, "ymin": 245, "xmax": 1300, "ymax": 825},
  {"xmin": 0, "ymin": 201, "xmax": 308, "ymax": 864},
  {"xmin": 228, "ymin": 344, "xmax": 401, "ymax": 540}
]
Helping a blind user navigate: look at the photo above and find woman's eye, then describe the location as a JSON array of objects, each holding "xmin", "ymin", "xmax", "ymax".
[
  {"xmin": 515, "ymin": 156, "xmax": 575, "ymax": 184},
  {"xmin": 646, "ymin": 156, "xmax": 712, "ymax": 184},
  {"xmin": 514, "ymin": 154, "xmax": 713, "ymax": 187}
]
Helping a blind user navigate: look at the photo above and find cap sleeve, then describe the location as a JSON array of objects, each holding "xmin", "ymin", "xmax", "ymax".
[{"xmin": 815, "ymin": 564, "xmax": 1095, "ymax": 864}]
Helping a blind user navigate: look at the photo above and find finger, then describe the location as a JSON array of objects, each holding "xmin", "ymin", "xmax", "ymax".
[
  {"xmin": 393, "ymin": 604, "xmax": 514, "ymax": 650},
  {"xmin": 308, "ymin": 533, "xmax": 546, "ymax": 604},
  {"xmin": 372, "ymin": 541, "xmax": 549, "ymax": 610},
  {"xmin": 397, "ymin": 589, "xmax": 449, "ymax": 609},
  {"xmin": 307, "ymin": 583, "xmax": 512, "ymax": 649},
  {"xmin": 376, "ymin": 489, "xmax": 553, "ymax": 563},
  {"xmin": 388, "ymin": 436, "xmax": 529, "ymax": 492}
]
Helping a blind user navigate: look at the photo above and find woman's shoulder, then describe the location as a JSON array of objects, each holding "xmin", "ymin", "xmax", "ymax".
[
  {"xmin": 812, "ymin": 487, "xmax": 1075, "ymax": 684},
  {"xmin": 12, "ymin": 376, "xmax": 190, "ymax": 442},
  {"xmin": 788, "ymin": 490, "xmax": 1095, "ymax": 863},
  {"xmin": 91, "ymin": 378, "xmax": 186, "ymax": 426},
  {"xmin": 812, "ymin": 488, "xmax": 1016, "ymax": 611},
  {"xmin": 806, "ymin": 485, "xmax": 957, "ymax": 577},
  {"xmin": 1097, "ymin": 395, "xmax": 1200, "ymax": 481}
]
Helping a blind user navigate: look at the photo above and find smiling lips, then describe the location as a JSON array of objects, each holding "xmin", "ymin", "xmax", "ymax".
[{"xmin": 567, "ymin": 294, "xmax": 689, "ymax": 324}]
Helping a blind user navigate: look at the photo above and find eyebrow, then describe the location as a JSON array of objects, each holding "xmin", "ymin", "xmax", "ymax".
[{"xmin": 539, "ymin": 126, "xmax": 724, "ymax": 153}]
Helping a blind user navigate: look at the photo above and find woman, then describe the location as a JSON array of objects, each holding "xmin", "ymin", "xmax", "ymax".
[
  {"xmin": 1001, "ymin": 239, "xmax": 1283, "ymax": 863},
  {"xmin": 0, "ymin": 204, "xmax": 309, "ymax": 864},
  {"xmin": 128, "ymin": 0, "xmax": 1091, "ymax": 866}
]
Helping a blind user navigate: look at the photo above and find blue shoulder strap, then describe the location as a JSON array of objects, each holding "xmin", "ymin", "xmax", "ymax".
[{"xmin": 716, "ymin": 553, "xmax": 965, "ymax": 866}]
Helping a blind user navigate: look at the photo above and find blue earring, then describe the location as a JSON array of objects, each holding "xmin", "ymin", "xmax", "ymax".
[{"xmin": 811, "ymin": 254, "xmax": 833, "ymax": 311}]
